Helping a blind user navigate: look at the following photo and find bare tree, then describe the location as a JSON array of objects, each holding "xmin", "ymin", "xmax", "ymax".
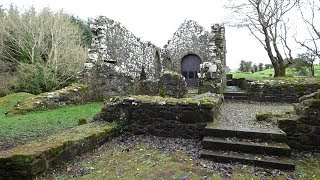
[
  {"xmin": 296, "ymin": 0, "xmax": 320, "ymax": 63},
  {"xmin": 226, "ymin": 0, "xmax": 298, "ymax": 77}
]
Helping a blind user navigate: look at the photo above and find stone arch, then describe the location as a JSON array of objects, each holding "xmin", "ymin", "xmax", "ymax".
[{"xmin": 181, "ymin": 54, "xmax": 202, "ymax": 87}]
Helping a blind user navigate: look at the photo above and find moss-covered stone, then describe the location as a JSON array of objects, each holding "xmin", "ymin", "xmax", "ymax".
[
  {"xmin": 0, "ymin": 122, "xmax": 117, "ymax": 178},
  {"xmin": 6, "ymin": 83, "xmax": 90, "ymax": 116},
  {"xmin": 95, "ymin": 93, "xmax": 222, "ymax": 139},
  {"xmin": 256, "ymin": 112, "xmax": 272, "ymax": 122}
]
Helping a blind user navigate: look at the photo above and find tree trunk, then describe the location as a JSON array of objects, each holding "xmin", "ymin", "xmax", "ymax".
[{"xmin": 311, "ymin": 62, "xmax": 315, "ymax": 76}]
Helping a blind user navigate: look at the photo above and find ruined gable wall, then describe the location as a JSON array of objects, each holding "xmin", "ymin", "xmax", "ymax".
[
  {"xmin": 163, "ymin": 20, "xmax": 226, "ymax": 76},
  {"xmin": 88, "ymin": 16, "xmax": 161, "ymax": 80},
  {"xmin": 162, "ymin": 20, "xmax": 211, "ymax": 72}
]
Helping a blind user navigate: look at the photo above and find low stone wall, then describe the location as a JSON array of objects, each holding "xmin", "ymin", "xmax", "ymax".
[
  {"xmin": 94, "ymin": 94, "xmax": 222, "ymax": 139},
  {"xmin": 259, "ymin": 90, "xmax": 320, "ymax": 150},
  {"xmin": 7, "ymin": 83, "xmax": 90, "ymax": 115},
  {"xmin": 277, "ymin": 90, "xmax": 320, "ymax": 150},
  {"xmin": 0, "ymin": 123, "xmax": 117, "ymax": 178},
  {"xmin": 244, "ymin": 79, "xmax": 320, "ymax": 103}
]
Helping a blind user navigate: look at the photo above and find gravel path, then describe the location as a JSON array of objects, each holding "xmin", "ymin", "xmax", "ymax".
[{"xmin": 218, "ymin": 100, "xmax": 293, "ymax": 129}]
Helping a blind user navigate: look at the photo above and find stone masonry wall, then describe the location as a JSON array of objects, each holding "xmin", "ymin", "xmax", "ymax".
[
  {"xmin": 94, "ymin": 94, "xmax": 222, "ymax": 139},
  {"xmin": 87, "ymin": 16, "xmax": 161, "ymax": 80},
  {"xmin": 244, "ymin": 80, "xmax": 320, "ymax": 103},
  {"xmin": 80, "ymin": 17, "xmax": 226, "ymax": 99},
  {"xmin": 162, "ymin": 20, "xmax": 226, "ymax": 93},
  {"xmin": 276, "ymin": 90, "xmax": 320, "ymax": 150}
]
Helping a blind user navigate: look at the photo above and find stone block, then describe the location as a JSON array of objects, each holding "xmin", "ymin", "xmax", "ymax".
[
  {"xmin": 296, "ymin": 123, "xmax": 313, "ymax": 133},
  {"xmin": 312, "ymin": 126, "xmax": 320, "ymax": 135},
  {"xmin": 278, "ymin": 118, "xmax": 297, "ymax": 135},
  {"xmin": 158, "ymin": 71, "xmax": 187, "ymax": 98}
]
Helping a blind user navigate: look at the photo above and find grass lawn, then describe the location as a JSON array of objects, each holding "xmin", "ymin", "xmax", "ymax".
[
  {"xmin": 0, "ymin": 93, "xmax": 103, "ymax": 150},
  {"xmin": 230, "ymin": 65, "xmax": 320, "ymax": 81}
]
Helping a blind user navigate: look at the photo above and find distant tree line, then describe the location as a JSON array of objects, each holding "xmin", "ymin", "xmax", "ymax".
[
  {"xmin": 239, "ymin": 60, "xmax": 273, "ymax": 73},
  {"xmin": 0, "ymin": 5, "xmax": 91, "ymax": 96},
  {"xmin": 238, "ymin": 51, "xmax": 316, "ymax": 76}
]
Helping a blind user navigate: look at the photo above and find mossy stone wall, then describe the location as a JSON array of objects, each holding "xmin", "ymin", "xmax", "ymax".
[
  {"xmin": 245, "ymin": 82, "xmax": 320, "ymax": 103},
  {"xmin": 276, "ymin": 90, "xmax": 320, "ymax": 150},
  {"xmin": 94, "ymin": 94, "xmax": 222, "ymax": 139}
]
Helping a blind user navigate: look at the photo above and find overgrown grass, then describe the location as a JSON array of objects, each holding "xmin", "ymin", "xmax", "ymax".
[
  {"xmin": 295, "ymin": 153, "xmax": 320, "ymax": 179},
  {"xmin": 0, "ymin": 93, "xmax": 103, "ymax": 146},
  {"xmin": 230, "ymin": 65, "xmax": 320, "ymax": 80}
]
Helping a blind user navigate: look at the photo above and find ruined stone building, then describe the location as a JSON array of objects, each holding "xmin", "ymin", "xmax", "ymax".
[{"xmin": 81, "ymin": 16, "xmax": 226, "ymax": 99}]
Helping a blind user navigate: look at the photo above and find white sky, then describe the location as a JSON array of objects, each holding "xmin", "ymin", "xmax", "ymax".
[{"xmin": 1, "ymin": 0, "xmax": 310, "ymax": 70}]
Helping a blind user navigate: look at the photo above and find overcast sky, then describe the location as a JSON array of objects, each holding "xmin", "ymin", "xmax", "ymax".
[{"xmin": 1, "ymin": 0, "xmax": 309, "ymax": 70}]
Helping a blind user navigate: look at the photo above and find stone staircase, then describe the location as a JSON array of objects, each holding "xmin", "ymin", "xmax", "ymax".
[
  {"xmin": 223, "ymin": 86, "xmax": 249, "ymax": 100},
  {"xmin": 200, "ymin": 123, "xmax": 295, "ymax": 170}
]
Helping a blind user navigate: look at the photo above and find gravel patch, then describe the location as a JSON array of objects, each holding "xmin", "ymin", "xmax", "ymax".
[{"xmin": 218, "ymin": 100, "xmax": 293, "ymax": 129}]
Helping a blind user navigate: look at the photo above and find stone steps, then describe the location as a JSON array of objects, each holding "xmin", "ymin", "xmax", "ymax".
[
  {"xmin": 201, "ymin": 123, "xmax": 295, "ymax": 170},
  {"xmin": 205, "ymin": 124, "xmax": 287, "ymax": 142},
  {"xmin": 202, "ymin": 136, "xmax": 291, "ymax": 157},
  {"xmin": 200, "ymin": 149, "xmax": 295, "ymax": 170}
]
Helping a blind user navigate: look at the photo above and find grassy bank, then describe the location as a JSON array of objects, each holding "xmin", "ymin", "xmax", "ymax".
[
  {"xmin": 0, "ymin": 93, "xmax": 103, "ymax": 149},
  {"xmin": 230, "ymin": 65, "xmax": 320, "ymax": 80}
]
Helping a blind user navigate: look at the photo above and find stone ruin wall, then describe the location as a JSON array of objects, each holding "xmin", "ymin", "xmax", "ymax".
[
  {"xmin": 87, "ymin": 16, "xmax": 161, "ymax": 80},
  {"xmin": 81, "ymin": 16, "xmax": 226, "ymax": 99},
  {"xmin": 163, "ymin": 20, "xmax": 226, "ymax": 76}
]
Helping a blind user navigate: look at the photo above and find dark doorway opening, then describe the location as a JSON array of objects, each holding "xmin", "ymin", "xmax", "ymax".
[{"xmin": 181, "ymin": 54, "xmax": 201, "ymax": 87}]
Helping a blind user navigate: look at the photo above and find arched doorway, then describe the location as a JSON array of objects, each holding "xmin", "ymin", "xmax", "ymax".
[{"xmin": 181, "ymin": 54, "xmax": 201, "ymax": 87}]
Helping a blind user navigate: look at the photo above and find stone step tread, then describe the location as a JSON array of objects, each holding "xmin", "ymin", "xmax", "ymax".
[
  {"xmin": 224, "ymin": 92, "xmax": 248, "ymax": 95},
  {"xmin": 205, "ymin": 124, "xmax": 286, "ymax": 142},
  {"xmin": 203, "ymin": 136, "xmax": 291, "ymax": 150},
  {"xmin": 206, "ymin": 124, "xmax": 286, "ymax": 135},
  {"xmin": 200, "ymin": 149, "xmax": 295, "ymax": 170},
  {"xmin": 224, "ymin": 96, "xmax": 249, "ymax": 100}
]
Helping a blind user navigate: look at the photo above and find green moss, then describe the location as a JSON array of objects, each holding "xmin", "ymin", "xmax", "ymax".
[
  {"xmin": 6, "ymin": 83, "xmax": 89, "ymax": 116},
  {"xmin": 256, "ymin": 112, "xmax": 272, "ymax": 121},
  {"xmin": 293, "ymin": 84, "xmax": 307, "ymax": 93},
  {"xmin": 114, "ymin": 94, "xmax": 219, "ymax": 107},
  {"xmin": 159, "ymin": 88, "xmax": 166, "ymax": 98},
  {"xmin": 304, "ymin": 99, "xmax": 320, "ymax": 109},
  {"xmin": 0, "ymin": 122, "xmax": 116, "ymax": 163}
]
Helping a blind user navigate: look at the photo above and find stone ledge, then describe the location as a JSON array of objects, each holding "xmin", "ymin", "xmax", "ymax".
[
  {"xmin": 6, "ymin": 83, "xmax": 90, "ymax": 116},
  {"xmin": 95, "ymin": 93, "xmax": 222, "ymax": 139},
  {"xmin": 0, "ymin": 122, "xmax": 117, "ymax": 178}
]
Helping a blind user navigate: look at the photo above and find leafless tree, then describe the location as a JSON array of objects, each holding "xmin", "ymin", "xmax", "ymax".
[
  {"xmin": 226, "ymin": 0, "xmax": 299, "ymax": 77},
  {"xmin": 296, "ymin": 0, "xmax": 320, "ymax": 63}
]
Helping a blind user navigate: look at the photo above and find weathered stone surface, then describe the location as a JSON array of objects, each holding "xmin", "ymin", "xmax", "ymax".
[
  {"xmin": 0, "ymin": 123, "xmax": 116, "ymax": 178},
  {"xmin": 134, "ymin": 79, "xmax": 159, "ymax": 96},
  {"xmin": 244, "ymin": 79, "xmax": 320, "ymax": 103},
  {"xmin": 158, "ymin": 71, "xmax": 187, "ymax": 98},
  {"xmin": 275, "ymin": 89, "xmax": 320, "ymax": 150},
  {"xmin": 163, "ymin": 21, "xmax": 226, "ymax": 92},
  {"xmin": 256, "ymin": 112, "xmax": 273, "ymax": 122},
  {"xmin": 82, "ymin": 63, "xmax": 134, "ymax": 101},
  {"xmin": 94, "ymin": 94, "xmax": 222, "ymax": 139},
  {"xmin": 79, "ymin": 17, "xmax": 226, "ymax": 99},
  {"xmin": 6, "ymin": 83, "xmax": 89, "ymax": 115},
  {"xmin": 87, "ymin": 16, "xmax": 161, "ymax": 80}
]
